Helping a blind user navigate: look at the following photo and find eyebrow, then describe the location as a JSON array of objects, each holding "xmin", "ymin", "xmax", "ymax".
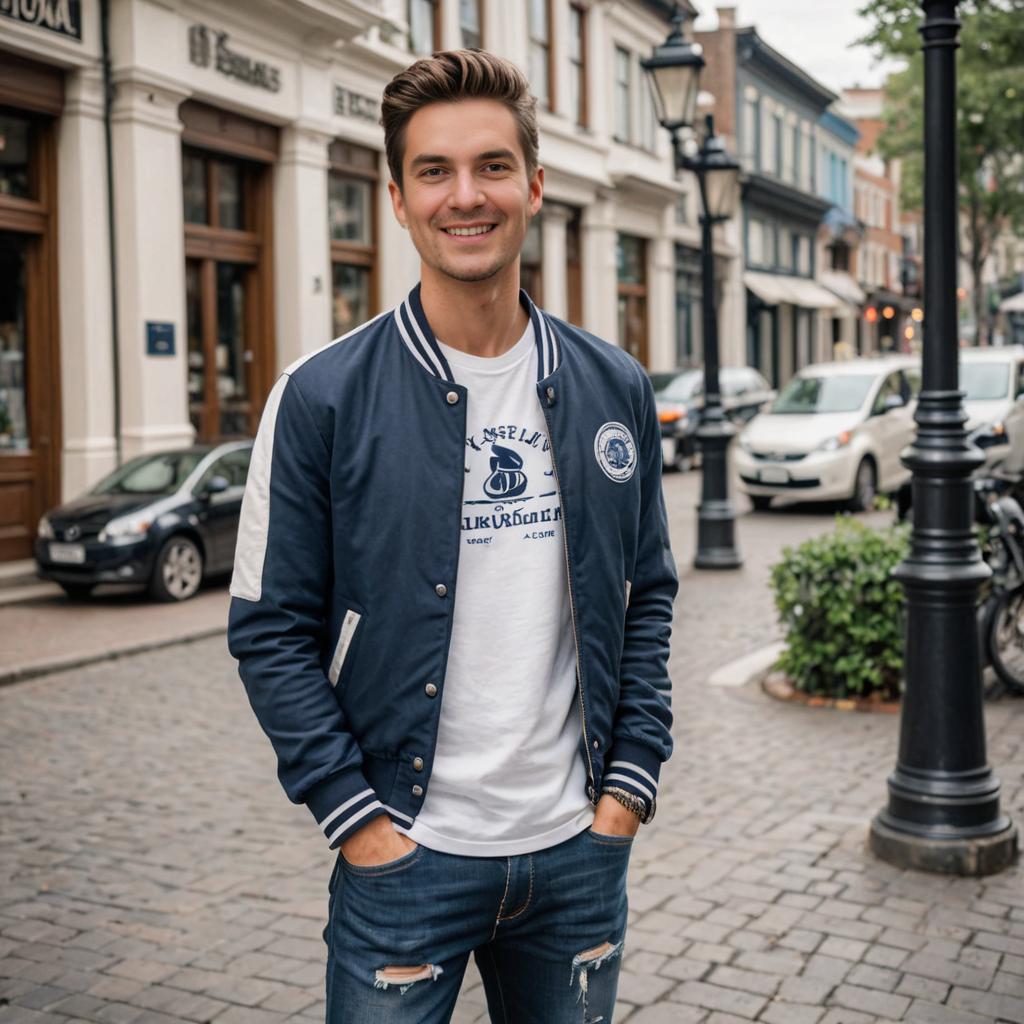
[{"xmin": 408, "ymin": 148, "xmax": 519, "ymax": 170}]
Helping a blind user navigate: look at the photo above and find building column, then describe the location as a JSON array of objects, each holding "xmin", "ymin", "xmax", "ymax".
[
  {"xmin": 581, "ymin": 191, "xmax": 618, "ymax": 340},
  {"xmin": 275, "ymin": 123, "xmax": 332, "ymax": 366},
  {"xmin": 541, "ymin": 202, "xmax": 571, "ymax": 319},
  {"xmin": 649, "ymin": 221, "xmax": 676, "ymax": 371},
  {"xmin": 57, "ymin": 67, "xmax": 117, "ymax": 498},
  {"xmin": 110, "ymin": 75, "xmax": 192, "ymax": 458},
  {"xmin": 718, "ymin": 217, "xmax": 745, "ymax": 367}
]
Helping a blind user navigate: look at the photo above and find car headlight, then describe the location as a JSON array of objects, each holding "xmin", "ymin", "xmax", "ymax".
[
  {"xmin": 739, "ymin": 433, "xmax": 753, "ymax": 453},
  {"xmin": 816, "ymin": 430, "xmax": 854, "ymax": 453},
  {"xmin": 37, "ymin": 516, "xmax": 54, "ymax": 539},
  {"xmin": 98, "ymin": 514, "xmax": 152, "ymax": 544}
]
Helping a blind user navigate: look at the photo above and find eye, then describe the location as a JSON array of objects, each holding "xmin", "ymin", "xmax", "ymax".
[
  {"xmin": 483, "ymin": 163, "xmax": 509, "ymax": 173},
  {"xmin": 421, "ymin": 167, "xmax": 446, "ymax": 178}
]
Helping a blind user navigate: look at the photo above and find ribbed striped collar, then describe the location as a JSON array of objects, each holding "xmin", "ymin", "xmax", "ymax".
[{"xmin": 393, "ymin": 283, "xmax": 561, "ymax": 384}]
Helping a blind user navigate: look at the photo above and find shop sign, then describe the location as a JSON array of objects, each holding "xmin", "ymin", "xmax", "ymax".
[
  {"xmin": 334, "ymin": 85, "xmax": 379, "ymax": 123},
  {"xmin": 188, "ymin": 24, "xmax": 281, "ymax": 93},
  {"xmin": 146, "ymin": 322, "xmax": 175, "ymax": 357},
  {"xmin": 0, "ymin": 0, "xmax": 81, "ymax": 40}
]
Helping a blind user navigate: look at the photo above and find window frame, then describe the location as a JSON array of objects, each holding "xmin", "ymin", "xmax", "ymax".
[
  {"xmin": 328, "ymin": 141, "xmax": 380, "ymax": 339},
  {"xmin": 528, "ymin": 0, "xmax": 556, "ymax": 112},
  {"xmin": 408, "ymin": 0, "xmax": 441, "ymax": 55},
  {"xmin": 614, "ymin": 44, "xmax": 632, "ymax": 144},
  {"xmin": 459, "ymin": 0, "xmax": 484, "ymax": 49},
  {"xmin": 568, "ymin": 3, "xmax": 588, "ymax": 129}
]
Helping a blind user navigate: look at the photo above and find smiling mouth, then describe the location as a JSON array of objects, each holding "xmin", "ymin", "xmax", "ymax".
[{"xmin": 442, "ymin": 225, "xmax": 496, "ymax": 237}]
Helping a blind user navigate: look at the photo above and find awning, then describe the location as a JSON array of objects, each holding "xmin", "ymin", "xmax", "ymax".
[
  {"xmin": 744, "ymin": 271, "xmax": 840, "ymax": 310},
  {"xmin": 820, "ymin": 270, "xmax": 866, "ymax": 308},
  {"xmin": 1000, "ymin": 291, "xmax": 1024, "ymax": 314}
]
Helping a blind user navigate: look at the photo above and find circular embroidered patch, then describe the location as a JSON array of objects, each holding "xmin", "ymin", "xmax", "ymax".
[{"xmin": 594, "ymin": 422, "xmax": 637, "ymax": 482}]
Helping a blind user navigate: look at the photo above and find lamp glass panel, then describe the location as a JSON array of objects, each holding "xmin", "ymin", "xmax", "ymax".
[
  {"xmin": 705, "ymin": 167, "xmax": 740, "ymax": 219},
  {"xmin": 647, "ymin": 63, "xmax": 700, "ymax": 128}
]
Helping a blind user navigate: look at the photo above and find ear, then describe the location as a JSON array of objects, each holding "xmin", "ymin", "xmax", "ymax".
[
  {"xmin": 527, "ymin": 165, "xmax": 544, "ymax": 218},
  {"xmin": 388, "ymin": 179, "xmax": 407, "ymax": 228}
]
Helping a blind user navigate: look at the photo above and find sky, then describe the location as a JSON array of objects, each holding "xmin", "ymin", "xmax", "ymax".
[{"xmin": 693, "ymin": 1, "xmax": 906, "ymax": 94}]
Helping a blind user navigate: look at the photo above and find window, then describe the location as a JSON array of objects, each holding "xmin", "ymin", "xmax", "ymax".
[
  {"xmin": 520, "ymin": 214, "xmax": 543, "ymax": 304},
  {"xmin": 529, "ymin": 0, "xmax": 553, "ymax": 109},
  {"xmin": 569, "ymin": 5, "xmax": 587, "ymax": 128},
  {"xmin": 408, "ymin": 0, "xmax": 438, "ymax": 55},
  {"xmin": 0, "ymin": 113, "xmax": 32, "ymax": 198},
  {"xmin": 808, "ymin": 134, "xmax": 817, "ymax": 191},
  {"xmin": 182, "ymin": 151, "xmax": 249, "ymax": 229},
  {"xmin": 196, "ymin": 447, "xmax": 252, "ymax": 492},
  {"xmin": 617, "ymin": 234, "xmax": 648, "ymax": 365},
  {"xmin": 773, "ymin": 113, "xmax": 783, "ymax": 176},
  {"xmin": 761, "ymin": 106, "xmax": 774, "ymax": 171},
  {"xmin": 748, "ymin": 218, "xmax": 764, "ymax": 265},
  {"xmin": 797, "ymin": 235, "xmax": 812, "ymax": 275},
  {"xmin": 793, "ymin": 124, "xmax": 801, "ymax": 186},
  {"xmin": 460, "ymin": 0, "xmax": 482, "ymax": 48},
  {"xmin": 640, "ymin": 58, "xmax": 657, "ymax": 152},
  {"xmin": 778, "ymin": 226, "xmax": 792, "ymax": 270},
  {"xmin": 614, "ymin": 46, "xmax": 631, "ymax": 143},
  {"xmin": 742, "ymin": 95, "xmax": 759, "ymax": 170},
  {"xmin": 329, "ymin": 141, "xmax": 379, "ymax": 339}
]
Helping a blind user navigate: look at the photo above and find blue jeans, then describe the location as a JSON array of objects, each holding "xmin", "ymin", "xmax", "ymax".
[{"xmin": 323, "ymin": 825, "xmax": 632, "ymax": 1023}]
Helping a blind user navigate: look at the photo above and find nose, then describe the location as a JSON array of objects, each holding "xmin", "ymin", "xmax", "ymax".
[{"xmin": 448, "ymin": 170, "xmax": 485, "ymax": 211}]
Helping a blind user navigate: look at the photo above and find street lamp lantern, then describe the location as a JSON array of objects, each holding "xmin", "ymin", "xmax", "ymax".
[
  {"xmin": 698, "ymin": 124, "xmax": 742, "ymax": 220},
  {"xmin": 641, "ymin": 7, "xmax": 705, "ymax": 131},
  {"xmin": 643, "ymin": 17, "xmax": 743, "ymax": 570}
]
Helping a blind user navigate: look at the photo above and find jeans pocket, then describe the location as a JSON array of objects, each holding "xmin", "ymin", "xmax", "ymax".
[
  {"xmin": 585, "ymin": 828, "xmax": 635, "ymax": 847},
  {"xmin": 340, "ymin": 843, "xmax": 424, "ymax": 878}
]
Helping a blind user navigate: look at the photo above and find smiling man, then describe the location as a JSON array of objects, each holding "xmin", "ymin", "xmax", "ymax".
[{"xmin": 228, "ymin": 50, "xmax": 677, "ymax": 1023}]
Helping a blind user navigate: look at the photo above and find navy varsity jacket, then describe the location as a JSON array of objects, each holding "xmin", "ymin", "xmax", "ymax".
[{"xmin": 227, "ymin": 284, "xmax": 677, "ymax": 850}]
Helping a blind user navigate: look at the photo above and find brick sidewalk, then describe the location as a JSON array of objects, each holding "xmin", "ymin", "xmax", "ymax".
[{"xmin": 0, "ymin": 471, "xmax": 1021, "ymax": 1024}]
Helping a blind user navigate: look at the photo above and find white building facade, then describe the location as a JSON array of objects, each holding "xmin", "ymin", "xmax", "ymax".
[{"xmin": 0, "ymin": 0, "xmax": 743, "ymax": 562}]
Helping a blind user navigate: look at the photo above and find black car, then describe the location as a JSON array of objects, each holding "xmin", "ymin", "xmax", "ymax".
[
  {"xmin": 649, "ymin": 366, "xmax": 775, "ymax": 471},
  {"xmin": 35, "ymin": 441, "xmax": 253, "ymax": 601}
]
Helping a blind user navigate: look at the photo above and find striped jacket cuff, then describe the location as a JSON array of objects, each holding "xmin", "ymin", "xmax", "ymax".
[
  {"xmin": 306, "ymin": 767, "xmax": 389, "ymax": 849},
  {"xmin": 602, "ymin": 739, "xmax": 662, "ymax": 824}
]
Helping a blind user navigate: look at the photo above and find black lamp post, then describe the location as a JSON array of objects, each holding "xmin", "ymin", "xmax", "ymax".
[
  {"xmin": 869, "ymin": 0, "xmax": 1018, "ymax": 875},
  {"xmin": 643, "ymin": 8, "xmax": 743, "ymax": 569}
]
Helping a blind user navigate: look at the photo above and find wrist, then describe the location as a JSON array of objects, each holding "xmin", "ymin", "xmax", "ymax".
[{"xmin": 602, "ymin": 786, "xmax": 648, "ymax": 823}]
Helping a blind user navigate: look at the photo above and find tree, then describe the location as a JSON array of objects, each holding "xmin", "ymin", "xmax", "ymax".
[{"xmin": 858, "ymin": 0, "xmax": 1024, "ymax": 345}]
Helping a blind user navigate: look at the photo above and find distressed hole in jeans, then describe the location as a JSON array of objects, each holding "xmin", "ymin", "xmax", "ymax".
[
  {"xmin": 570, "ymin": 939, "xmax": 623, "ymax": 1022},
  {"xmin": 373, "ymin": 963, "xmax": 444, "ymax": 995}
]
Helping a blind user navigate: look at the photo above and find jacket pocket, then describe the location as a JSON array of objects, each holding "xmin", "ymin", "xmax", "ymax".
[{"xmin": 328, "ymin": 608, "xmax": 362, "ymax": 687}]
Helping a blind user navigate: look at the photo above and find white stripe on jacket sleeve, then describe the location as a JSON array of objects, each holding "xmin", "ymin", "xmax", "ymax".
[{"xmin": 229, "ymin": 373, "xmax": 289, "ymax": 602}]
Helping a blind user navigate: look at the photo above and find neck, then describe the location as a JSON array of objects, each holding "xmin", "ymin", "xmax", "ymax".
[{"xmin": 419, "ymin": 261, "xmax": 529, "ymax": 357}]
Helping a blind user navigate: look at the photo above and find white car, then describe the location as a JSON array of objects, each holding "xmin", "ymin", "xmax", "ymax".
[
  {"xmin": 961, "ymin": 346, "xmax": 1024, "ymax": 475},
  {"xmin": 735, "ymin": 356, "xmax": 920, "ymax": 511}
]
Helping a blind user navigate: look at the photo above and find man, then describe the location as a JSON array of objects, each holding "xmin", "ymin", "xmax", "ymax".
[{"xmin": 228, "ymin": 49, "xmax": 676, "ymax": 1023}]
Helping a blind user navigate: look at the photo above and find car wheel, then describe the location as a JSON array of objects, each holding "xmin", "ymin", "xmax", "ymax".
[
  {"xmin": 849, "ymin": 458, "xmax": 877, "ymax": 512},
  {"xmin": 149, "ymin": 535, "xmax": 204, "ymax": 602},
  {"xmin": 60, "ymin": 582, "xmax": 94, "ymax": 600},
  {"xmin": 751, "ymin": 495, "xmax": 773, "ymax": 512}
]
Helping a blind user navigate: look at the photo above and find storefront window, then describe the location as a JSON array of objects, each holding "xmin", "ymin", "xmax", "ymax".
[
  {"xmin": 329, "ymin": 141, "xmax": 379, "ymax": 339},
  {"xmin": 329, "ymin": 177, "xmax": 372, "ymax": 244},
  {"xmin": 617, "ymin": 234, "xmax": 648, "ymax": 365},
  {"xmin": 409, "ymin": 0, "xmax": 437, "ymax": 54},
  {"xmin": 183, "ymin": 153, "xmax": 207, "ymax": 224},
  {"xmin": 217, "ymin": 161, "xmax": 244, "ymax": 230},
  {"xmin": 0, "ymin": 232, "xmax": 28, "ymax": 450},
  {"xmin": 0, "ymin": 114, "xmax": 32, "ymax": 199},
  {"xmin": 216, "ymin": 263, "xmax": 249, "ymax": 437},
  {"xmin": 520, "ymin": 215, "xmax": 543, "ymax": 304}
]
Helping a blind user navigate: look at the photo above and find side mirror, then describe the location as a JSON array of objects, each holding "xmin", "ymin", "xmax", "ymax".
[
  {"xmin": 883, "ymin": 393, "xmax": 905, "ymax": 413},
  {"xmin": 200, "ymin": 475, "xmax": 230, "ymax": 499}
]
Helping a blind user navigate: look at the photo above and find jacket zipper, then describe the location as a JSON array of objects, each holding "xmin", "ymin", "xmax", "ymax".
[{"xmin": 541, "ymin": 393, "xmax": 597, "ymax": 803}]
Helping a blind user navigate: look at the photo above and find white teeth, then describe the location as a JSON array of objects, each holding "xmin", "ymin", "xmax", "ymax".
[{"xmin": 444, "ymin": 225, "xmax": 494, "ymax": 236}]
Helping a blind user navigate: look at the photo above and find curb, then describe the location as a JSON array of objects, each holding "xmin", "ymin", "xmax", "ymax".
[
  {"xmin": 707, "ymin": 641, "xmax": 785, "ymax": 688},
  {"xmin": 0, "ymin": 626, "xmax": 227, "ymax": 689}
]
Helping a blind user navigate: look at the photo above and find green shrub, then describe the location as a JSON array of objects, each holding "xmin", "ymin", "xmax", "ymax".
[{"xmin": 770, "ymin": 517, "xmax": 910, "ymax": 700}]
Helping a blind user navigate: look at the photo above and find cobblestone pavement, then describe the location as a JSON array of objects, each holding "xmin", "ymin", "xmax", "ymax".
[{"xmin": 1, "ymin": 471, "xmax": 1022, "ymax": 1024}]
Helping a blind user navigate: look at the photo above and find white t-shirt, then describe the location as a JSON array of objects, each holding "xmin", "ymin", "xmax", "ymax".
[{"xmin": 398, "ymin": 321, "xmax": 595, "ymax": 857}]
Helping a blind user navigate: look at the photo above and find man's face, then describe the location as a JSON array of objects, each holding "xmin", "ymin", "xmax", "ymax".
[{"xmin": 389, "ymin": 98, "xmax": 543, "ymax": 284}]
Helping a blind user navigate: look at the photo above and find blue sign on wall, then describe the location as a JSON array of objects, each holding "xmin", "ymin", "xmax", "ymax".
[{"xmin": 146, "ymin": 322, "xmax": 175, "ymax": 356}]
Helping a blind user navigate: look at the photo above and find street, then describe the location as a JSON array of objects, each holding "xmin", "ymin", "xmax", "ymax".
[{"xmin": 1, "ymin": 469, "xmax": 1022, "ymax": 1024}]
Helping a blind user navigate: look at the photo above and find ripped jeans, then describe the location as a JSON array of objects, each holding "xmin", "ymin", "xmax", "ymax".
[{"xmin": 323, "ymin": 825, "xmax": 631, "ymax": 1023}]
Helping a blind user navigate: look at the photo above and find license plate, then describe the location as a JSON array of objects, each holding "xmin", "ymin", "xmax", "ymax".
[
  {"xmin": 759, "ymin": 467, "xmax": 790, "ymax": 485},
  {"xmin": 49, "ymin": 542, "xmax": 86, "ymax": 565},
  {"xmin": 661, "ymin": 438, "xmax": 676, "ymax": 465}
]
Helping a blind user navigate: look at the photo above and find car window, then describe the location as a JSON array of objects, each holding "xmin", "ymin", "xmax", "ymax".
[
  {"xmin": 904, "ymin": 369, "xmax": 921, "ymax": 399},
  {"xmin": 196, "ymin": 448, "xmax": 251, "ymax": 491},
  {"xmin": 772, "ymin": 374, "xmax": 875, "ymax": 414},
  {"xmin": 871, "ymin": 372, "xmax": 905, "ymax": 415},
  {"xmin": 1016, "ymin": 361, "xmax": 1024, "ymax": 399},
  {"xmin": 658, "ymin": 371, "xmax": 702, "ymax": 402},
  {"xmin": 721, "ymin": 370, "xmax": 745, "ymax": 397},
  {"xmin": 92, "ymin": 451, "xmax": 207, "ymax": 496},
  {"xmin": 961, "ymin": 362, "xmax": 1010, "ymax": 401}
]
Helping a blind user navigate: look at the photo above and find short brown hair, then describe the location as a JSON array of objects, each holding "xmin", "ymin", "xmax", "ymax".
[{"xmin": 381, "ymin": 49, "xmax": 539, "ymax": 190}]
